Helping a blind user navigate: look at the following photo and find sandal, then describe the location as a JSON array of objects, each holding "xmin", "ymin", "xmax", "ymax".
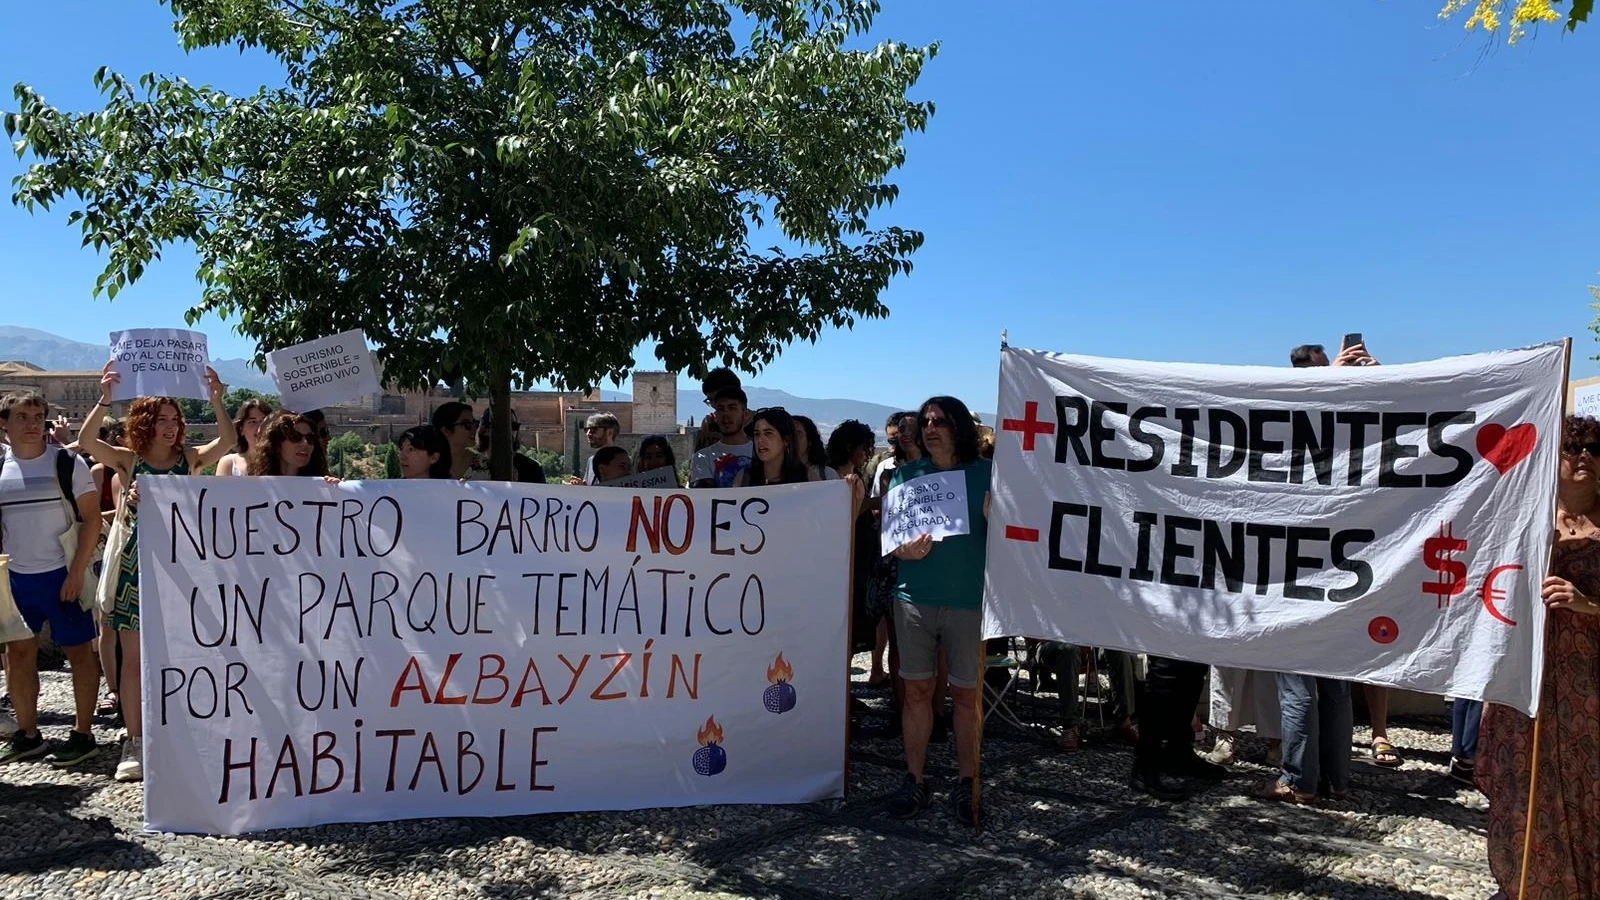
[
  {"xmin": 1057, "ymin": 723, "xmax": 1082, "ymax": 752},
  {"xmin": 1371, "ymin": 739, "xmax": 1402, "ymax": 768},
  {"xmin": 97, "ymin": 694, "xmax": 120, "ymax": 716},
  {"xmin": 1117, "ymin": 719, "xmax": 1140, "ymax": 746},
  {"xmin": 1257, "ymin": 781, "xmax": 1316, "ymax": 804}
]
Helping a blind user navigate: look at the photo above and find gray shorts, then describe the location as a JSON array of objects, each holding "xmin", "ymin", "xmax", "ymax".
[{"xmin": 893, "ymin": 600, "xmax": 983, "ymax": 689}]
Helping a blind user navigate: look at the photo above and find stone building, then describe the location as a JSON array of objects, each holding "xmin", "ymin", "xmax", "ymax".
[{"xmin": 0, "ymin": 361, "xmax": 104, "ymax": 421}]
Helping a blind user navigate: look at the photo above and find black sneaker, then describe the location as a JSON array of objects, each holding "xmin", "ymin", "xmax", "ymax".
[
  {"xmin": 1164, "ymin": 752, "xmax": 1228, "ymax": 783},
  {"xmin": 45, "ymin": 730, "xmax": 97, "ymax": 768},
  {"xmin": 951, "ymin": 777, "xmax": 982, "ymax": 827},
  {"xmin": 1448, "ymin": 757, "xmax": 1476, "ymax": 787},
  {"xmin": 885, "ymin": 774, "xmax": 930, "ymax": 819},
  {"xmin": 0, "ymin": 731, "xmax": 48, "ymax": 764}
]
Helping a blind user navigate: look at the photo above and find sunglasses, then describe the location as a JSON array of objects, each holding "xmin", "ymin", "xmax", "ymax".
[
  {"xmin": 921, "ymin": 416, "xmax": 952, "ymax": 430},
  {"xmin": 284, "ymin": 431, "xmax": 313, "ymax": 444},
  {"xmin": 1564, "ymin": 441, "xmax": 1600, "ymax": 457},
  {"xmin": 451, "ymin": 419, "xmax": 479, "ymax": 431}
]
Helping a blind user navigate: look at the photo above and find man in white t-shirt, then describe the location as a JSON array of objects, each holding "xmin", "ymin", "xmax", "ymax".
[
  {"xmin": 690, "ymin": 387, "xmax": 754, "ymax": 488},
  {"xmin": 0, "ymin": 392, "xmax": 102, "ymax": 767}
]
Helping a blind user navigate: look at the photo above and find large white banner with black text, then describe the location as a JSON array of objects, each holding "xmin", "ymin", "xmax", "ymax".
[
  {"xmin": 140, "ymin": 478, "xmax": 851, "ymax": 835},
  {"xmin": 983, "ymin": 344, "xmax": 1565, "ymax": 714}
]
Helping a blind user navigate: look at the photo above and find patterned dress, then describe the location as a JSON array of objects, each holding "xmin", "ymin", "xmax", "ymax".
[
  {"xmin": 1478, "ymin": 535, "xmax": 1600, "ymax": 899},
  {"xmin": 109, "ymin": 454, "xmax": 191, "ymax": 632}
]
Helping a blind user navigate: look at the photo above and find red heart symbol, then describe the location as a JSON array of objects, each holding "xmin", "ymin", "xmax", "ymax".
[{"xmin": 1477, "ymin": 423, "xmax": 1538, "ymax": 475}]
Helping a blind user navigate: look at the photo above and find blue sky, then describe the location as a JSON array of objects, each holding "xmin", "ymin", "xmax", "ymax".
[{"xmin": 3, "ymin": 2, "xmax": 1598, "ymax": 410}]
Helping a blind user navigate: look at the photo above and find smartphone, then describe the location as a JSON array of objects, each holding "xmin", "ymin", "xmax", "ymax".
[{"xmin": 1341, "ymin": 332, "xmax": 1364, "ymax": 352}]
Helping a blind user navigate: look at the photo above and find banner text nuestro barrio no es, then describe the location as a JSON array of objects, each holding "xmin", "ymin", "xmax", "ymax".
[
  {"xmin": 139, "ymin": 478, "xmax": 851, "ymax": 835},
  {"xmin": 983, "ymin": 344, "xmax": 1565, "ymax": 715}
]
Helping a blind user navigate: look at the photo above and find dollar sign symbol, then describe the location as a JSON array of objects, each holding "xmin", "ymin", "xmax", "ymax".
[{"xmin": 1422, "ymin": 522, "xmax": 1469, "ymax": 607}]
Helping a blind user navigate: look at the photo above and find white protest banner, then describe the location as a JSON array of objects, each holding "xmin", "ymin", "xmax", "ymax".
[
  {"xmin": 267, "ymin": 329, "xmax": 381, "ymax": 412},
  {"xmin": 107, "ymin": 329, "xmax": 211, "ymax": 402},
  {"xmin": 984, "ymin": 344, "xmax": 1565, "ymax": 714},
  {"xmin": 880, "ymin": 471, "xmax": 970, "ymax": 553},
  {"xmin": 600, "ymin": 467, "xmax": 680, "ymax": 490},
  {"xmin": 139, "ymin": 477, "xmax": 850, "ymax": 835}
]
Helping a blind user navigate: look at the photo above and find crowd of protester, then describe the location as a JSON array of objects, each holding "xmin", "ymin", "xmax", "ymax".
[{"xmin": 0, "ymin": 344, "xmax": 1595, "ymax": 899}]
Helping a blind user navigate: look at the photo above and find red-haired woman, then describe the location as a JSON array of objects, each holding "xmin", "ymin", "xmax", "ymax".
[
  {"xmin": 247, "ymin": 411, "xmax": 332, "ymax": 478},
  {"xmin": 77, "ymin": 362, "xmax": 235, "ymax": 783},
  {"xmin": 1478, "ymin": 414, "xmax": 1600, "ymax": 899}
]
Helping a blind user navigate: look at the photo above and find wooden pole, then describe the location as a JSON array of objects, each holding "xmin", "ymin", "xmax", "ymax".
[
  {"xmin": 1517, "ymin": 336, "xmax": 1572, "ymax": 898},
  {"xmin": 972, "ymin": 637, "xmax": 984, "ymax": 831}
]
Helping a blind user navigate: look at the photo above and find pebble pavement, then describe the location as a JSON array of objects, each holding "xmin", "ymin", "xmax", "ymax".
[{"xmin": 0, "ymin": 661, "xmax": 1496, "ymax": 900}]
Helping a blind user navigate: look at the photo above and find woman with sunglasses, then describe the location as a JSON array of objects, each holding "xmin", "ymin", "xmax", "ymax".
[
  {"xmin": 882, "ymin": 396, "xmax": 991, "ymax": 825},
  {"xmin": 247, "ymin": 411, "xmax": 332, "ymax": 477},
  {"xmin": 1477, "ymin": 415, "xmax": 1600, "ymax": 899}
]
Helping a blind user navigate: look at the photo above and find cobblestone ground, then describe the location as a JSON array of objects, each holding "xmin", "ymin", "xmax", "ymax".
[{"xmin": 0, "ymin": 663, "xmax": 1495, "ymax": 900}]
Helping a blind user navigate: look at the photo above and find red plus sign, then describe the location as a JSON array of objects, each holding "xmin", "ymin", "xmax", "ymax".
[{"xmin": 1002, "ymin": 400, "xmax": 1055, "ymax": 452}]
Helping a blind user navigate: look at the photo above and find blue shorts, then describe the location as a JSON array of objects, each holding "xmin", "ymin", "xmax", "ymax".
[{"xmin": 10, "ymin": 568, "xmax": 97, "ymax": 648}]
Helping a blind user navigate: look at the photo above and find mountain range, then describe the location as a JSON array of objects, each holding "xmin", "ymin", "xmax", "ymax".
[
  {"xmin": 0, "ymin": 325, "xmax": 278, "ymax": 392},
  {"xmin": 1, "ymin": 326, "xmax": 990, "ymax": 434}
]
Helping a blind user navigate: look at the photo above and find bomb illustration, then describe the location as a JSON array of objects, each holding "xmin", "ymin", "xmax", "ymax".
[
  {"xmin": 763, "ymin": 652, "xmax": 797, "ymax": 714},
  {"xmin": 692, "ymin": 716, "xmax": 727, "ymax": 776}
]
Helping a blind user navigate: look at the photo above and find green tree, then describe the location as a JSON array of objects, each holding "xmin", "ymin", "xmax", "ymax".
[
  {"xmin": 526, "ymin": 446, "xmax": 565, "ymax": 479},
  {"xmin": 6, "ymin": 1, "xmax": 935, "ymax": 480},
  {"xmin": 177, "ymin": 398, "xmax": 216, "ymax": 424},
  {"xmin": 382, "ymin": 443, "xmax": 402, "ymax": 479},
  {"xmin": 326, "ymin": 430, "xmax": 367, "ymax": 477},
  {"xmin": 223, "ymin": 387, "xmax": 280, "ymax": 418}
]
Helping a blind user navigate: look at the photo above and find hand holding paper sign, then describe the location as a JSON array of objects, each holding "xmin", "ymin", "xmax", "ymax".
[
  {"xmin": 894, "ymin": 533, "xmax": 934, "ymax": 561},
  {"xmin": 106, "ymin": 328, "xmax": 213, "ymax": 401}
]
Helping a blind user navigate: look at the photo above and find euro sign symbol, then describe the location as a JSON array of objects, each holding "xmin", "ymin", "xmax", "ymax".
[{"xmin": 1422, "ymin": 522, "xmax": 1469, "ymax": 607}]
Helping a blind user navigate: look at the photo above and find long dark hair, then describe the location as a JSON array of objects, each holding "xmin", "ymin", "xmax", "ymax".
[
  {"xmin": 248, "ymin": 411, "xmax": 330, "ymax": 477},
  {"xmin": 744, "ymin": 407, "xmax": 810, "ymax": 486},
  {"xmin": 826, "ymin": 419, "xmax": 876, "ymax": 471},
  {"xmin": 232, "ymin": 398, "xmax": 274, "ymax": 454},
  {"xmin": 792, "ymin": 415, "xmax": 827, "ymax": 470},
  {"xmin": 397, "ymin": 425, "xmax": 452, "ymax": 479},
  {"xmin": 637, "ymin": 434, "xmax": 677, "ymax": 472},
  {"xmin": 915, "ymin": 396, "xmax": 981, "ymax": 464}
]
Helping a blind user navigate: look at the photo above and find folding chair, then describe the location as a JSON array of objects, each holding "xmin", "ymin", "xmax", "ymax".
[{"xmin": 982, "ymin": 636, "xmax": 1032, "ymax": 731}]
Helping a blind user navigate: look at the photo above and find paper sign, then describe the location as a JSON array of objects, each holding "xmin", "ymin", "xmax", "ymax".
[
  {"xmin": 881, "ymin": 471, "xmax": 970, "ymax": 553},
  {"xmin": 1574, "ymin": 382, "xmax": 1600, "ymax": 418},
  {"xmin": 138, "ymin": 476, "xmax": 851, "ymax": 835},
  {"xmin": 983, "ymin": 343, "xmax": 1565, "ymax": 714},
  {"xmin": 267, "ymin": 329, "xmax": 381, "ymax": 412},
  {"xmin": 600, "ymin": 467, "xmax": 681, "ymax": 489},
  {"xmin": 107, "ymin": 329, "xmax": 211, "ymax": 402}
]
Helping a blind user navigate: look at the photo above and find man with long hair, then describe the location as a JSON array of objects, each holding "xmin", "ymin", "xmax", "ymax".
[{"xmin": 883, "ymin": 396, "xmax": 991, "ymax": 825}]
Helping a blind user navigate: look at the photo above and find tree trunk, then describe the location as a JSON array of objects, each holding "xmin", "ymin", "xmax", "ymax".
[{"xmin": 489, "ymin": 371, "xmax": 514, "ymax": 481}]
